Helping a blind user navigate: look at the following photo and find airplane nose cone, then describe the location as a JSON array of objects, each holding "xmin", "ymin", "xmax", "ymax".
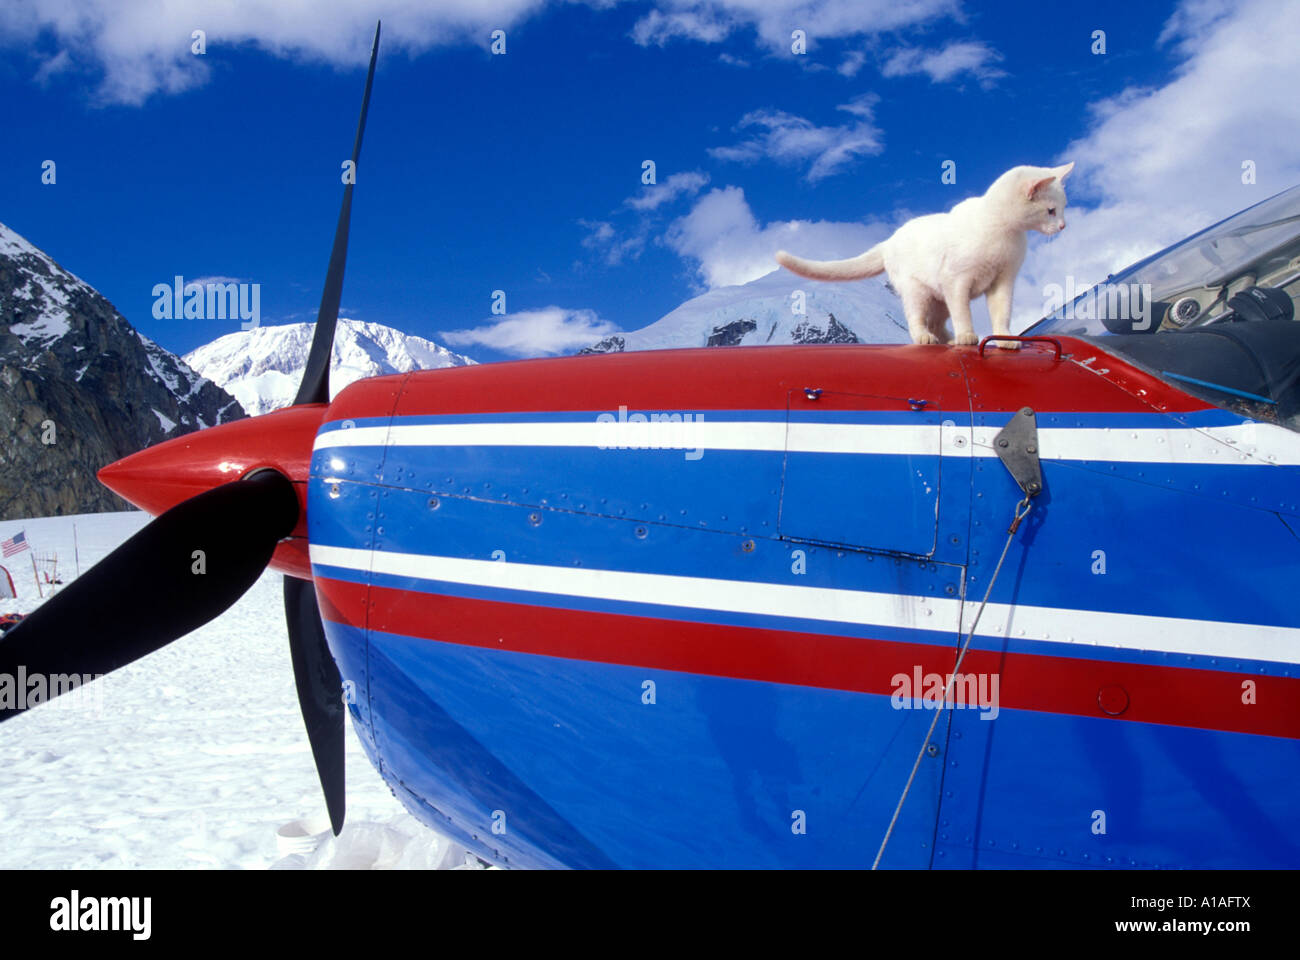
[
  {"xmin": 98, "ymin": 404, "xmax": 326, "ymax": 526},
  {"xmin": 97, "ymin": 444, "xmax": 211, "ymax": 517}
]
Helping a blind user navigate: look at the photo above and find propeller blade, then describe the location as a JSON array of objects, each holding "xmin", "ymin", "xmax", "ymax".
[
  {"xmin": 294, "ymin": 19, "xmax": 381, "ymax": 407},
  {"xmin": 0, "ymin": 470, "xmax": 299, "ymax": 723},
  {"xmin": 284, "ymin": 575, "xmax": 346, "ymax": 835}
]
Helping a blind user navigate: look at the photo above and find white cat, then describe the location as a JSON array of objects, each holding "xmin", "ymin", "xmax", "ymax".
[{"xmin": 775, "ymin": 162, "xmax": 1073, "ymax": 348}]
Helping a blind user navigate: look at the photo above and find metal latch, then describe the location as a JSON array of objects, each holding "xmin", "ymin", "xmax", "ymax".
[{"xmin": 994, "ymin": 407, "xmax": 1043, "ymax": 498}]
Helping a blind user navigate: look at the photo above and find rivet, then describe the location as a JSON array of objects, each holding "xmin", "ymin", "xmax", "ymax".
[{"xmin": 1098, "ymin": 684, "xmax": 1129, "ymax": 716}]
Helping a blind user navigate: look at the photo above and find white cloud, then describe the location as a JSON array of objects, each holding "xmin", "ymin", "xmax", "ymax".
[
  {"xmin": 0, "ymin": 0, "xmax": 551, "ymax": 104},
  {"xmin": 32, "ymin": 49, "xmax": 72, "ymax": 85},
  {"xmin": 442, "ymin": 306, "xmax": 619, "ymax": 356},
  {"xmin": 631, "ymin": 8, "xmax": 733, "ymax": 46},
  {"xmin": 579, "ymin": 218, "xmax": 649, "ymax": 265},
  {"xmin": 0, "ymin": 0, "xmax": 969, "ymax": 103},
  {"xmin": 837, "ymin": 50, "xmax": 866, "ymax": 77},
  {"xmin": 580, "ymin": 172, "xmax": 709, "ymax": 268},
  {"xmin": 629, "ymin": 0, "xmax": 960, "ymax": 52},
  {"xmin": 709, "ymin": 93, "xmax": 883, "ymax": 181},
  {"xmin": 1013, "ymin": 0, "xmax": 1300, "ymax": 329},
  {"xmin": 666, "ymin": 185, "xmax": 891, "ymax": 289},
  {"xmin": 625, "ymin": 171, "xmax": 711, "ymax": 211},
  {"xmin": 880, "ymin": 41, "xmax": 1005, "ymax": 85}
]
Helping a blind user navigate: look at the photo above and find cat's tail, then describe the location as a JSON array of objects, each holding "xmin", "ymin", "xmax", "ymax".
[{"xmin": 775, "ymin": 245, "xmax": 885, "ymax": 281}]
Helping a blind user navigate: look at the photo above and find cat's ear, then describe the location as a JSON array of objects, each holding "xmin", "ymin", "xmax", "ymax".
[
  {"xmin": 1026, "ymin": 174, "xmax": 1057, "ymax": 200},
  {"xmin": 1054, "ymin": 161, "xmax": 1075, "ymax": 182}
]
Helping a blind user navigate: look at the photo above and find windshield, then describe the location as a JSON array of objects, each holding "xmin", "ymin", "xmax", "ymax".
[{"xmin": 1025, "ymin": 185, "xmax": 1300, "ymax": 428}]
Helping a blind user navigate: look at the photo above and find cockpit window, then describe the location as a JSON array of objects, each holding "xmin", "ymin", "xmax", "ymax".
[{"xmin": 1024, "ymin": 185, "xmax": 1300, "ymax": 429}]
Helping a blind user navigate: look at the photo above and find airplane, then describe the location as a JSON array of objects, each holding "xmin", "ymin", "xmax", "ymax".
[{"xmin": 2, "ymin": 22, "xmax": 1298, "ymax": 869}]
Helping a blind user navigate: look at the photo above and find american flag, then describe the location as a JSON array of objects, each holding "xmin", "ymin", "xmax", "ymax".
[{"xmin": 2, "ymin": 531, "xmax": 29, "ymax": 558}]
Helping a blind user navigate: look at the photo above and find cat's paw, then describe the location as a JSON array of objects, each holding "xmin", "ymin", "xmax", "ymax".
[
  {"xmin": 994, "ymin": 339, "xmax": 1021, "ymax": 350},
  {"xmin": 954, "ymin": 331, "xmax": 980, "ymax": 346},
  {"xmin": 913, "ymin": 332, "xmax": 942, "ymax": 345}
]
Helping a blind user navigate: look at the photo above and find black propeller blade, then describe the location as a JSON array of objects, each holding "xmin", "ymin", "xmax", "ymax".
[
  {"xmin": 4, "ymin": 22, "xmax": 382, "ymax": 839},
  {"xmin": 279, "ymin": 19, "xmax": 382, "ymax": 835},
  {"xmin": 284, "ymin": 575, "xmax": 346, "ymax": 835},
  {"xmin": 0, "ymin": 470, "xmax": 299, "ymax": 723},
  {"xmin": 294, "ymin": 19, "xmax": 381, "ymax": 408}
]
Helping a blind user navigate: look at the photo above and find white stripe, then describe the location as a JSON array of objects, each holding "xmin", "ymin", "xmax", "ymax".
[
  {"xmin": 974, "ymin": 422, "xmax": 1299, "ymax": 466},
  {"xmin": 314, "ymin": 422, "xmax": 945, "ymax": 456},
  {"xmin": 314, "ymin": 420, "xmax": 1300, "ymax": 466},
  {"xmin": 310, "ymin": 544, "xmax": 1300, "ymax": 665}
]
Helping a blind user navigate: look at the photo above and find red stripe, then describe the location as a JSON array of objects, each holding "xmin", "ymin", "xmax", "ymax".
[
  {"xmin": 316, "ymin": 577, "xmax": 1299, "ymax": 740},
  {"xmin": 323, "ymin": 339, "xmax": 1211, "ymax": 421}
]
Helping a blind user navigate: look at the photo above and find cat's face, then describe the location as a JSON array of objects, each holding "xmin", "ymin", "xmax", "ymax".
[{"xmin": 1022, "ymin": 162, "xmax": 1073, "ymax": 235}]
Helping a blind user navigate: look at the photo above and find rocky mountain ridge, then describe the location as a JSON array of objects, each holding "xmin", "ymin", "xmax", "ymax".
[{"xmin": 1, "ymin": 222, "xmax": 243, "ymax": 521}]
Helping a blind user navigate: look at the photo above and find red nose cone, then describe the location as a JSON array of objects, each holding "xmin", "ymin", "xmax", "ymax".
[{"xmin": 98, "ymin": 403, "xmax": 326, "ymax": 534}]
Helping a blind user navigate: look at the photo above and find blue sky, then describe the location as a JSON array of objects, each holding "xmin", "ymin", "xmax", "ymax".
[{"xmin": 3, "ymin": 0, "xmax": 1298, "ymax": 363}]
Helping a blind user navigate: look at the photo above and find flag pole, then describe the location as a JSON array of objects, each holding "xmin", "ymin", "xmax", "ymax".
[
  {"xmin": 73, "ymin": 522, "xmax": 81, "ymax": 577},
  {"xmin": 30, "ymin": 540, "xmax": 43, "ymax": 599}
]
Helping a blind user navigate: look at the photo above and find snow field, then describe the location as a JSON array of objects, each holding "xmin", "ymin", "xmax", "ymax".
[{"xmin": 0, "ymin": 511, "xmax": 483, "ymax": 870}]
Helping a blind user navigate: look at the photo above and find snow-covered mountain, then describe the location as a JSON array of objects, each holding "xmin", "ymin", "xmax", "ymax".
[
  {"xmin": 184, "ymin": 319, "xmax": 477, "ymax": 416},
  {"xmin": 0, "ymin": 221, "xmax": 243, "ymax": 521},
  {"xmin": 582, "ymin": 268, "xmax": 908, "ymax": 353}
]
